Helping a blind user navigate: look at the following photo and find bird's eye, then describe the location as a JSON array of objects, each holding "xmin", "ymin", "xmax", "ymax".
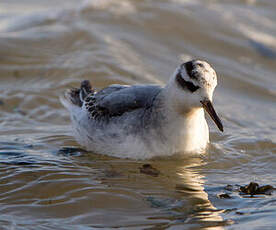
[{"xmin": 176, "ymin": 73, "xmax": 200, "ymax": 93}]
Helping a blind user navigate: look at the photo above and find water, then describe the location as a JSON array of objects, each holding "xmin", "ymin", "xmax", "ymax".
[{"xmin": 0, "ymin": 0, "xmax": 276, "ymax": 229}]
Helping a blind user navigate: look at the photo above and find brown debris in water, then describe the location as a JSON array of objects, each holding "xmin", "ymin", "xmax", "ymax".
[
  {"xmin": 217, "ymin": 193, "xmax": 232, "ymax": 199},
  {"xmin": 239, "ymin": 182, "xmax": 274, "ymax": 196},
  {"xmin": 139, "ymin": 164, "xmax": 160, "ymax": 177}
]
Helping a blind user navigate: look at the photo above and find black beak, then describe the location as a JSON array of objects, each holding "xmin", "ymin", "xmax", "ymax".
[{"xmin": 200, "ymin": 100, "xmax": 224, "ymax": 132}]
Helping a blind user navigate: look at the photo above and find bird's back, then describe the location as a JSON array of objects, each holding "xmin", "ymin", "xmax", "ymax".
[{"xmin": 60, "ymin": 81, "xmax": 164, "ymax": 158}]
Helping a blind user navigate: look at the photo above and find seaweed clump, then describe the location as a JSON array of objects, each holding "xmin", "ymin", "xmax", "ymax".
[{"xmin": 239, "ymin": 182, "xmax": 274, "ymax": 196}]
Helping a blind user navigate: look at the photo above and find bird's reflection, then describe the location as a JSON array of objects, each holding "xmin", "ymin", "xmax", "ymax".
[
  {"xmin": 87, "ymin": 154, "xmax": 227, "ymax": 229},
  {"xmin": 173, "ymin": 156, "xmax": 225, "ymax": 229}
]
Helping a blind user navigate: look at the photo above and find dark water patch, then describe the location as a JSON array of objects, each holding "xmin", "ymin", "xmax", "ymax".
[
  {"xmin": 249, "ymin": 39, "xmax": 276, "ymax": 59},
  {"xmin": 56, "ymin": 146, "xmax": 87, "ymax": 157},
  {"xmin": 0, "ymin": 141, "xmax": 33, "ymax": 151},
  {"xmin": 0, "ymin": 141, "xmax": 81, "ymax": 167},
  {"xmin": 224, "ymin": 184, "xmax": 240, "ymax": 192},
  {"xmin": 0, "ymin": 161, "xmax": 36, "ymax": 166},
  {"xmin": 0, "ymin": 151, "xmax": 25, "ymax": 158},
  {"xmin": 0, "ymin": 147, "xmax": 36, "ymax": 166},
  {"xmin": 147, "ymin": 196, "xmax": 180, "ymax": 210}
]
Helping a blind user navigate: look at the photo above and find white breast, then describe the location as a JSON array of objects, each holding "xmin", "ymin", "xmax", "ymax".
[{"xmin": 158, "ymin": 108, "xmax": 209, "ymax": 156}]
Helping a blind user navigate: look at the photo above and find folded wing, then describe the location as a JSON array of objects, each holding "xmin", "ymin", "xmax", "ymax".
[{"xmin": 84, "ymin": 84, "xmax": 162, "ymax": 119}]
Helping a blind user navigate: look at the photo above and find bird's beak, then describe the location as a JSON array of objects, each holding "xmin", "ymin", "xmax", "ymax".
[{"xmin": 200, "ymin": 100, "xmax": 223, "ymax": 132}]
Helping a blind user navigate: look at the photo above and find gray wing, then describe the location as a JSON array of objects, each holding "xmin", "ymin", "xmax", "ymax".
[{"xmin": 84, "ymin": 84, "xmax": 162, "ymax": 119}]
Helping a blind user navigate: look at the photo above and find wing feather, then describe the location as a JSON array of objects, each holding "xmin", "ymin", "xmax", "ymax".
[{"xmin": 84, "ymin": 85, "xmax": 162, "ymax": 119}]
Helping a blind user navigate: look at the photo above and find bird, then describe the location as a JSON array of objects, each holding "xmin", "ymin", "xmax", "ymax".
[{"xmin": 60, "ymin": 60, "xmax": 223, "ymax": 159}]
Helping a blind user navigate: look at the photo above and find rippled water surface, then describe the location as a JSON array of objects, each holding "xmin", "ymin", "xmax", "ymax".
[{"xmin": 0, "ymin": 0, "xmax": 276, "ymax": 229}]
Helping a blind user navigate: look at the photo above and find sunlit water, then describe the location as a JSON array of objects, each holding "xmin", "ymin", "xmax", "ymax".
[{"xmin": 0, "ymin": 0, "xmax": 276, "ymax": 229}]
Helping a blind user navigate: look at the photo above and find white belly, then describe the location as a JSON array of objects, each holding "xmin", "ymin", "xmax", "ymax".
[
  {"xmin": 71, "ymin": 107, "xmax": 209, "ymax": 159},
  {"xmin": 160, "ymin": 108, "xmax": 209, "ymax": 155}
]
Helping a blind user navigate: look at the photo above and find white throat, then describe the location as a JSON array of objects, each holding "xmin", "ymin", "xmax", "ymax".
[{"xmin": 155, "ymin": 83, "xmax": 210, "ymax": 154}]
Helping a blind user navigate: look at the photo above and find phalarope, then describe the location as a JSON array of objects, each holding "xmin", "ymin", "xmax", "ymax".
[{"xmin": 61, "ymin": 60, "xmax": 223, "ymax": 159}]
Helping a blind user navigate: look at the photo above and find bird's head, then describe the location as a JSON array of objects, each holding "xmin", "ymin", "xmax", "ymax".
[{"xmin": 169, "ymin": 59, "xmax": 223, "ymax": 132}]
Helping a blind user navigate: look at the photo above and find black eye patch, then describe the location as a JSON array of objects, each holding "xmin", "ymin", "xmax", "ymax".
[
  {"xmin": 176, "ymin": 73, "xmax": 200, "ymax": 93},
  {"xmin": 183, "ymin": 60, "xmax": 199, "ymax": 80},
  {"xmin": 184, "ymin": 61, "xmax": 194, "ymax": 78}
]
